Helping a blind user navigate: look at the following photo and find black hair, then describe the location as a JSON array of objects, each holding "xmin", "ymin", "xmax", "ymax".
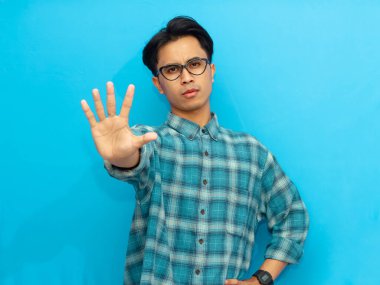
[{"xmin": 142, "ymin": 16, "xmax": 213, "ymax": 75}]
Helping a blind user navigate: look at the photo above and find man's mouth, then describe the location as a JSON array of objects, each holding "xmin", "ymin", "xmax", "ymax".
[{"xmin": 182, "ymin": 88, "xmax": 199, "ymax": 98}]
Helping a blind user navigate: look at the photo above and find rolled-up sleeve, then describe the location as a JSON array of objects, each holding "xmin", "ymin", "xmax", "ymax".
[{"xmin": 260, "ymin": 151, "xmax": 309, "ymax": 264}]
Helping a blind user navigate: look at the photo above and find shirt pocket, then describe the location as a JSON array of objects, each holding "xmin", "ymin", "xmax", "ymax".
[{"xmin": 225, "ymin": 186, "xmax": 250, "ymax": 237}]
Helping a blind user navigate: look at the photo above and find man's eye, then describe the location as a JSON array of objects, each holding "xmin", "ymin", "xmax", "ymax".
[
  {"xmin": 189, "ymin": 61, "xmax": 201, "ymax": 68},
  {"xmin": 165, "ymin": 66, "xmax": 179, "ymax": 74}
]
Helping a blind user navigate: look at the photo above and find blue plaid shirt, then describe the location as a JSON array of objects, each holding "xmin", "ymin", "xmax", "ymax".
[{"xmin": 105, "ymin": 113, "xmax": 309, "ymax": 285}]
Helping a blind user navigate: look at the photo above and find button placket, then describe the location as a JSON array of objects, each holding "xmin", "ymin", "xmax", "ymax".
[{"xmin": 196, "ymin": 130, "xmax": 211, "ymax": 279}]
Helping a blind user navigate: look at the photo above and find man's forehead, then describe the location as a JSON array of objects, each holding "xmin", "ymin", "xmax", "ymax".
[{"xmin": 156, "ymin": 36, "xmax": 207, "ymax": 65}]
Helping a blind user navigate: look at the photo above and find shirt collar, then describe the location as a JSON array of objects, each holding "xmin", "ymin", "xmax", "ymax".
[{"xmin": 165, "ymin": 112, "xmax": 220, "ymax": 141}]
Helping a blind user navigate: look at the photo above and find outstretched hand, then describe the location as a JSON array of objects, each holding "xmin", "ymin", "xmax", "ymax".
[{"xmin": 81, "ymin": 81, "xmax": 157, "ymax": 168}]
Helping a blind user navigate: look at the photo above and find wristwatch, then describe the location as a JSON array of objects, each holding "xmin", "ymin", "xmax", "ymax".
[{"xmin": 253, "ymin": 270, "xmax": 274, "ymax": 285}]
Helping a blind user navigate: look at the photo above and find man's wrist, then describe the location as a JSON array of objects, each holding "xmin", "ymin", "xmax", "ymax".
[
  {"xmin": 109, "ymin": 148, "xmax": 141, "ymax": 169},
  {"xmin": 252, "ymin": 269, "xmax": 274, "ymax": 285}
]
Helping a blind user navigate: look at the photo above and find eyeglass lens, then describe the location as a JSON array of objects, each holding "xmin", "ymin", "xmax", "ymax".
[{"xmin": 160, "ymin": 58, "xmax": 208, "ymax": 81}]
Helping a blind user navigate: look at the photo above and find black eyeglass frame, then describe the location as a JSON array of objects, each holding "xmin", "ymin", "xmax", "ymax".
[{"xmin": 155, "ymin": 57, "xmax": 210, "ymax": 81}]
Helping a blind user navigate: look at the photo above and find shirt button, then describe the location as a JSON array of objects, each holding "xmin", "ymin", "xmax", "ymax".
[
  {"xmin": 195, "ymin": 269, "xmax": 201, "ymax": 275},
  {"xmin": 203, "ymin": 179, "xmax": 208, "ymax": 185},
  {"xmin": 199, "ymin": 239, "xmax": 204, "ymax": 244},
  {"xmin": 204, "ymin": 150, "xmax": 209, "ymax": 156},
  {"xmin": 201, "ymin": 128, "xmax": 206, "ymax": 134},
  {"xmin": 200, "ymin": 209, "xmax": 205, "ymax": 215}
]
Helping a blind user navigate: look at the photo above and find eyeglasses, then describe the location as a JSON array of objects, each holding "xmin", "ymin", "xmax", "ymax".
[{"xmin": 156, "ymin": 57, "xmax": 210, "ymax": 81}]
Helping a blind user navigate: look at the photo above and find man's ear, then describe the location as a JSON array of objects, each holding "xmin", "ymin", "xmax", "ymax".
[
  {"xmin": 210, "ymin": 63, "xmax": 216, "ymax": 83},
  {"xmin": 152, "ymin": 76, "xmax": 164, "ymax": 94}
]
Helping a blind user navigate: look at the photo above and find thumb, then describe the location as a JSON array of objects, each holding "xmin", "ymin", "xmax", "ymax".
[{"xmin": 135, "ymin": 132, "xmax": 158, "ymax": 147}]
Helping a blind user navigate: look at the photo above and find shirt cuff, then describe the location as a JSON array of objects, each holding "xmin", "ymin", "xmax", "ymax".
[{"xmin": 264, "ymin": 237, "xmax": 305, "ymax": 264}]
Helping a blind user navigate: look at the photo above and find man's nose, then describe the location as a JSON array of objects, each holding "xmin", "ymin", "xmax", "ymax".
[{"xmin": 180, "ymin": 67, "xmax": 194, "ymax": 84}]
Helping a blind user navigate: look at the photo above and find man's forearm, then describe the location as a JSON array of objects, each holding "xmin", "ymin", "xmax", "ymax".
[{"xmin": 258, "ymin": 258, "xmax": 287, "ymax": 280}]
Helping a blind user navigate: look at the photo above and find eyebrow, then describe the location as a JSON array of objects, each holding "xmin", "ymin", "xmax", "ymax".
[{"xmin": 160, "ymin": 56, "xmax": 202, "ymax": 67}]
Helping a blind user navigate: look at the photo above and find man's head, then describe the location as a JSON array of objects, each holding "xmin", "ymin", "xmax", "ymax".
[
  {"xmin": 143, "ymin": 16, "xmax": 216, "ymax": 122},
  {"xmin": 143, "ymin": 16, "xmax": 213, "ymax": 75}
]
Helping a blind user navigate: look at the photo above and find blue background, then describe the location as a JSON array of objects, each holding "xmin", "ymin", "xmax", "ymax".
[{"xmin": 1, "ymin": 1, "xmax": 379, "ymax": 284}]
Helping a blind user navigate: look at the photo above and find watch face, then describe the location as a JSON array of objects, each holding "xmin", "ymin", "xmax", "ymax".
[{"xmin": 255, "ymin": 270, "xmax": 273, "ymax": 285}]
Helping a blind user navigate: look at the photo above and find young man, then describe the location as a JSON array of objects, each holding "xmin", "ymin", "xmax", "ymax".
[{"xmin": 81, "ymin": 16, "xmax": 309, "ymax": 285}]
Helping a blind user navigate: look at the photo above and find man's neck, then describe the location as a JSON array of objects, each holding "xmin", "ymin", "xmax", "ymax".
[{"xmin": 171, "ymin": 108, "xmax": 211, "ymax": 127}]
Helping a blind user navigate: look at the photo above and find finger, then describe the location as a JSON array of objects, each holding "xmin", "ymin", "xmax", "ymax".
[
  {"xmin": 81, "ymin": 99, "xmax": 97, "ymax": 128},
  {"xmin": 92, "ymin": 88, "xmax": 106, "ymax": 121},
  {"xmin": 134, "ymin": 132, "xmax": 158, "ymax": 148},
  {"xmin": 119, "ymin": 84, "xmax": 135, "ymax": 120},
  {"xmin": 106, "ymin": 81, "xmax": 116, "ymax": 116}
]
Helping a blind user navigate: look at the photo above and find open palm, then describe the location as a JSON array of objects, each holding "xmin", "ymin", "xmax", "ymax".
[{"xmin": 81, "ymin": 82, "xmax": 157, "ymax": 167}]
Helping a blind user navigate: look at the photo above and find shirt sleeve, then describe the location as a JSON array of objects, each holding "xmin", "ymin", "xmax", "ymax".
[
  {"xmin": 103, "ymin": 125, "xmax": 157, "ymax": 202},
  {"xmin": 259, "ymin": 151, "xmax": 309, "ymax": 264}
]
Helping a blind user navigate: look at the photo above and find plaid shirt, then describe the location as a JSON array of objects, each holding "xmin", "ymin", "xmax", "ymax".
[{"xmin": 105, "ymin": 113, "xmax": 309, "ymax": 285}]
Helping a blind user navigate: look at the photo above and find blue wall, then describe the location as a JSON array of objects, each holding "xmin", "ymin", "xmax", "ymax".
[{"xmin": 1, "ymin": 1, "xmax": 379, "ymax": 284}]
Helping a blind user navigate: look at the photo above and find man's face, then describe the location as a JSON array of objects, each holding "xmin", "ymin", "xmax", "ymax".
[{"xmin": 152, "ymin": 36, "xmax": 215, "ymax": 118}]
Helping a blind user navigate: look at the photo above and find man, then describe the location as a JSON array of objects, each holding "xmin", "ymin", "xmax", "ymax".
[{"xmin": 81, "ymin": 16, "xmax": 309, "ymax": 285}]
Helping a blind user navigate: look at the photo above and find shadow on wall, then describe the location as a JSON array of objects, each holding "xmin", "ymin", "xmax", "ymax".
[{"xmin": 112, "ymin": 51, "xmax": 168, "ymax": 127}]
